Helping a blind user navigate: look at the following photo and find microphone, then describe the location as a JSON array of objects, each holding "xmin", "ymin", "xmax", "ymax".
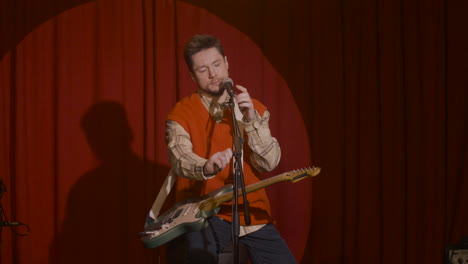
[
  {"xmin": 1, "ymin": 221, "xmax": 22, "ymax": 226},
  {"xmin": 220, "ymin": 78, "xmax": 235, "ymax": 97}
]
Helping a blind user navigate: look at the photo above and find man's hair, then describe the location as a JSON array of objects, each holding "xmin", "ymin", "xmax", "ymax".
[{"xmin": 183, "ymin": 35, "xmax": 225, "ymax": 73}]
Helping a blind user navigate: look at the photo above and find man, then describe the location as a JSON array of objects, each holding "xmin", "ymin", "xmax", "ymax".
[{"xmin": 165, "ymin": 35, "xmax": 296, "ymax": 263}]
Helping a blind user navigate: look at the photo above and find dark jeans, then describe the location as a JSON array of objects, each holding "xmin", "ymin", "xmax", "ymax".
[{"xmin": 166, "ymin": 217, "xmax": 297, "ymax": 264}]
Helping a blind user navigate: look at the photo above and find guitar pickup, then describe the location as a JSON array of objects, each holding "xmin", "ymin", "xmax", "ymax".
[{"xmin": 138, "ymin": 230, "xmax": 160, "ymax": 238}]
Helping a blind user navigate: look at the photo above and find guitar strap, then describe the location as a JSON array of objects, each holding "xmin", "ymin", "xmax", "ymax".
[{"xmin": 145, "ymin": 169, "xmax": 176, "ymax": 227}]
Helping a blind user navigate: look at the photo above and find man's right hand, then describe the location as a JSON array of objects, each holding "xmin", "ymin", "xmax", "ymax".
[{"xmin": 203, "ymin": 148, "xmax": 233, "ymax": 176}]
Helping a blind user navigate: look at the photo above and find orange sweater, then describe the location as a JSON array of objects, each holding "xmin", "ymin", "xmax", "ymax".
[{"xmin": 167, "ymin": 93, "xmax": 273, "ymax": 225}]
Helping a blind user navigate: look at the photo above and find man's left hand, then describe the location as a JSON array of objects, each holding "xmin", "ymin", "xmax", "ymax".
[{"xmin": 234, "ymin": 85, "xmax": 255, "ymax": 122}]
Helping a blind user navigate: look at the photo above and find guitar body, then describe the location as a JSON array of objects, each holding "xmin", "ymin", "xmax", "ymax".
[
  {"xmin": 140, "ymin": 167, "xmax": 320, "ymax": 248},
  {"xmin": 140, "ymin": 184, "xmax": 233, "ymax": 248}
]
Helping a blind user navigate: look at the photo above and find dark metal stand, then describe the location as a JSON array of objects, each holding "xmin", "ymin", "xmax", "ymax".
[
  {"xmin": 226, "ymin": 88, "xmax": 251, "ymax": 264},
  {"xmin": 0, "ymin": 179, "xmax": 29, "ymax": 257},
  {"xmin": 0, "ymin": 203, "xmax": 3, "ymax": 254},
  {"xmin": 0, "ymin": 179, "xmax": 5, "ymax": 256}
]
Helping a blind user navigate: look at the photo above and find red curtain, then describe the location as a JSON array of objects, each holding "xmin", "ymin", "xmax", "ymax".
[{"xmin": 0, "ymin": 0, "xmax": 467, "ymax": 263}]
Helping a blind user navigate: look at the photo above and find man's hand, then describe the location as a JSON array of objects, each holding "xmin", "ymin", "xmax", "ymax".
[
  {"xmin": 203, "ymin": 148, "xmax": 233, "ymax": 176},
  {"xmin": 235, "ymin": 85, "xmax": 255, "ymax": 122}
]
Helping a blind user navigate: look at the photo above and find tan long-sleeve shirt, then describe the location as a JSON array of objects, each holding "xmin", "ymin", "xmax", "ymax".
[{"xmin": 166, "ymin": 90, "xmax": 281, "ymax": 181}]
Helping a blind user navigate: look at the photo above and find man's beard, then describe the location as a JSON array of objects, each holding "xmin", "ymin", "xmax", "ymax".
[{"xmin": 205, "ymin": 85, "xmax": 225, "ymax": 97}]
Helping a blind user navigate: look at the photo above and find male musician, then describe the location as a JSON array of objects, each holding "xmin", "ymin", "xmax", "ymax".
[{"xmin": 165, "ymin": 35, "xmax": 296, "ymax": 263}]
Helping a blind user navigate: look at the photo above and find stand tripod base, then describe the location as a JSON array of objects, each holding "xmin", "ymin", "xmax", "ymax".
[{"xmin": 218, "ymin": 242, "xmax": 249, "ymax": 264}]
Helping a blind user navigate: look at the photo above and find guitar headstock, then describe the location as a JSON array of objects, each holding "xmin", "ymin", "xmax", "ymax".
[{"xmin": 284, "ymin": 167, "xmax": 321, "ymax": 183}]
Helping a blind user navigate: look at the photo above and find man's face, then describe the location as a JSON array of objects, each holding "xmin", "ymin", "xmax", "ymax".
[{"xmin": 190, "ymin": 47, "xmax": 229, "ymax": 96}]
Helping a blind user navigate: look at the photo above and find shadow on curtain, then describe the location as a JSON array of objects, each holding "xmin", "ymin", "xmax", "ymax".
[{"xmin": 49, "ymin": 101, "xmax": 169, "ymax": 264}]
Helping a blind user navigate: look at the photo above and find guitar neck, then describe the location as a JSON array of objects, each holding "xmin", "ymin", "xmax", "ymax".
[
  {"xmin": 198, "ymin": 167, "xmax": 319, "ymax": 212},
  {"xmin": 219, "ymin": 174, "xmax": 286, "ymax": 204}
]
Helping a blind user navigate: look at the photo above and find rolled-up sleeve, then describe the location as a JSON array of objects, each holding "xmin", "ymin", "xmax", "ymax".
[
  {"xmin": 166, "ymin": 120, "xmax": 214, "ymax": 180},
  {"xmin": 242, "ymin": 110, "xmax": 281, "ymax": 172}
]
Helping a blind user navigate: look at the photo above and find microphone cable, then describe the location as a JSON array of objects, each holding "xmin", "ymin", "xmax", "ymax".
[{"xmin": 0, "ymin": 202, "xmax": 30, "ymax": 236}]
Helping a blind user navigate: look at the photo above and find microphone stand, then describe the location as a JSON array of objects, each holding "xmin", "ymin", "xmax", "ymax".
[
  {"xmin": 0, "ymin": 179, "xmax": 5, "ymax": 254},
  {"xmin": 226, "ymin": 87, "xmax": 251, "ymax": 264},
  {"xmin": 0, "ymin": 180, "xmax": 29, "ymax": 256}
]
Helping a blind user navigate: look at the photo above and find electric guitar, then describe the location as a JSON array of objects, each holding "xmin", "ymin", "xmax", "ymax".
[{"xmin": 139, "ymin": 167, "xmax": 321, "ymax": 248}]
